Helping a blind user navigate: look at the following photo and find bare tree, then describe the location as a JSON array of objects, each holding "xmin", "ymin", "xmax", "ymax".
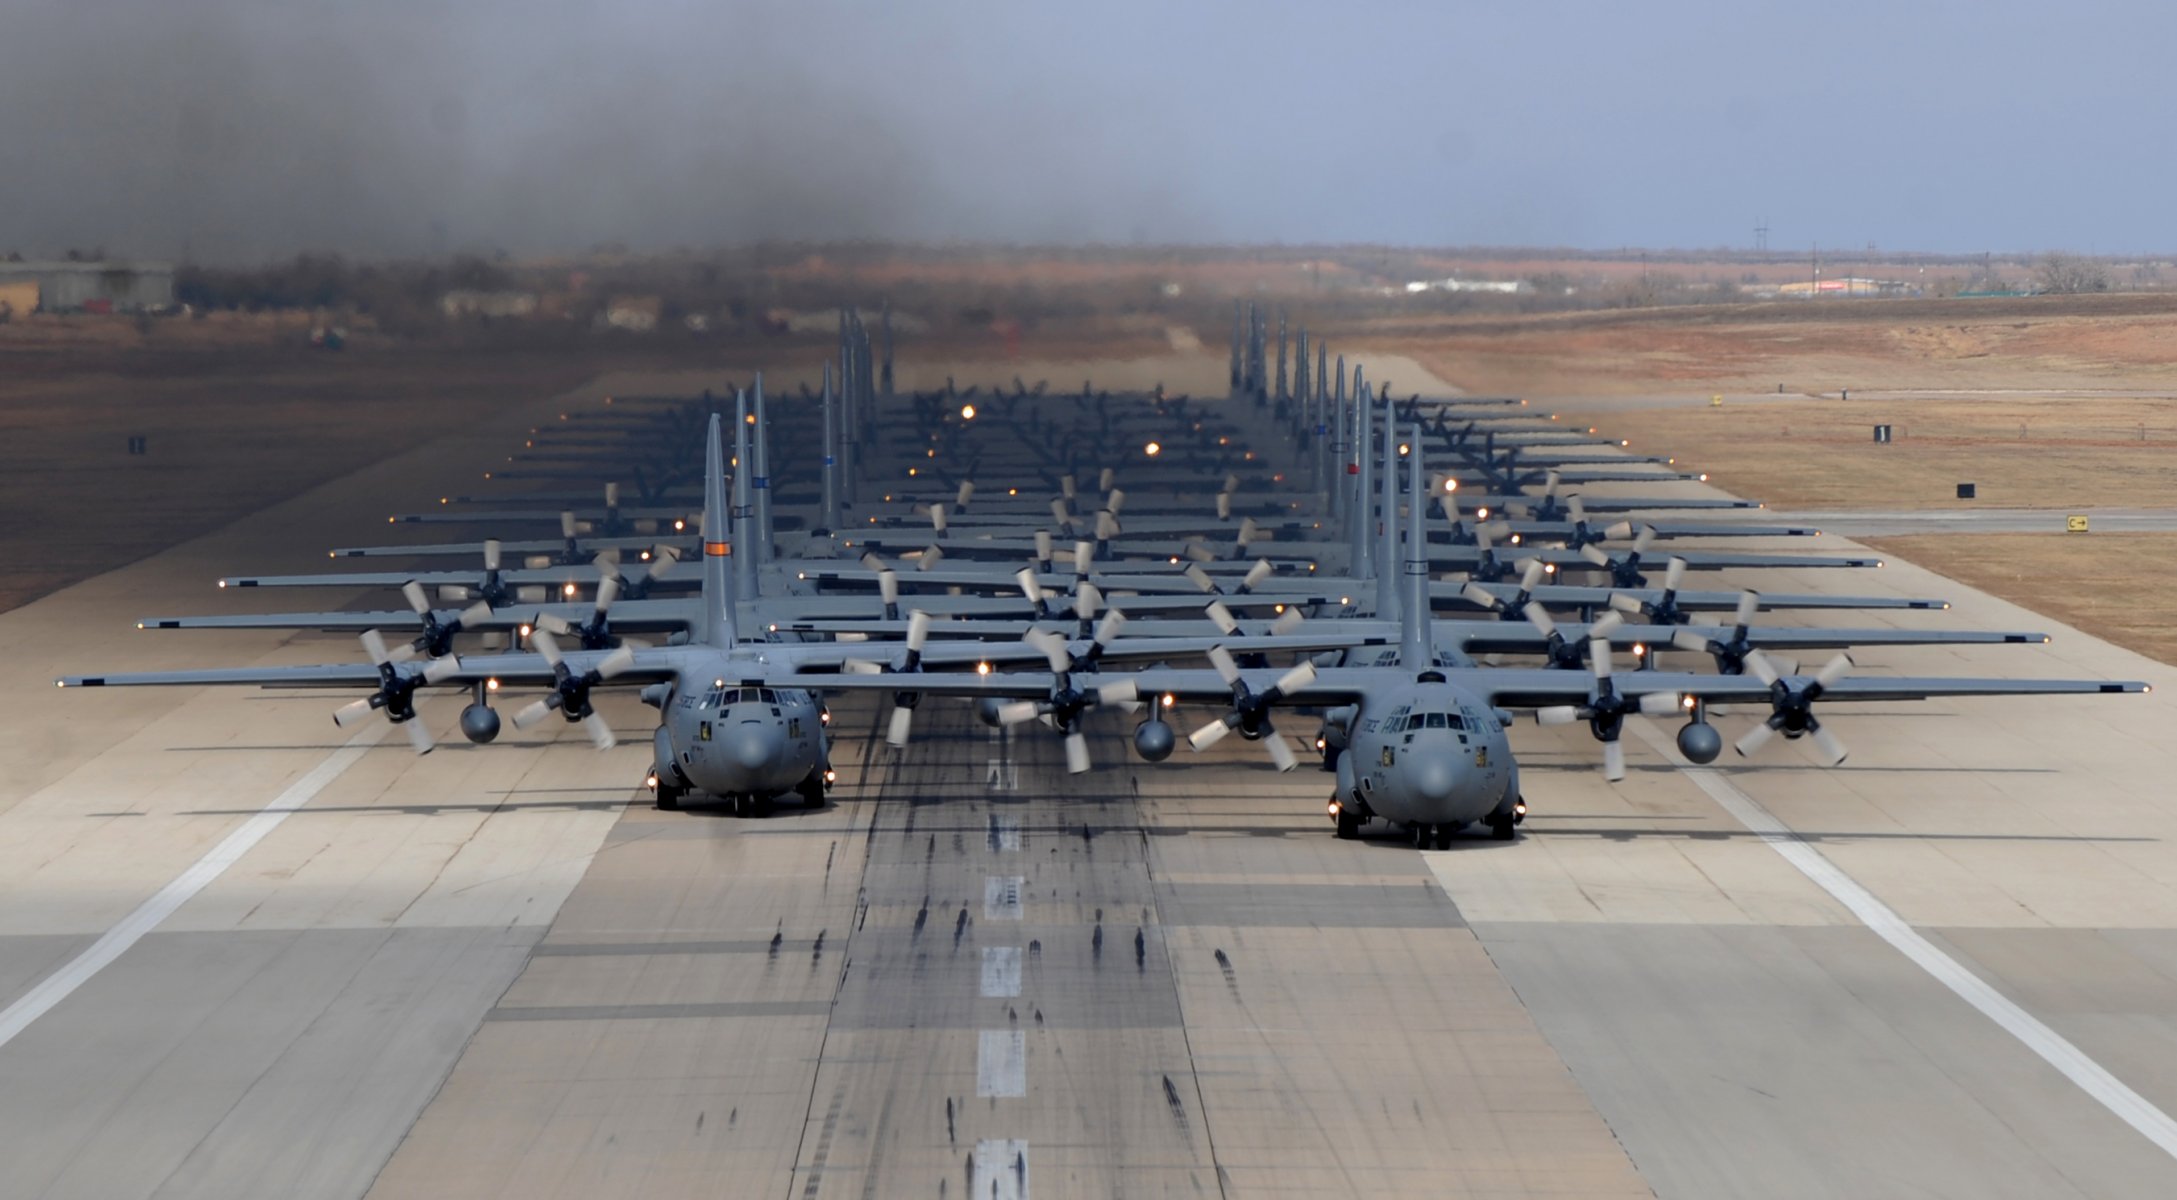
[{"xmin": 2036, "ymin": 253, "xmax": 2111, "ymax": 294}]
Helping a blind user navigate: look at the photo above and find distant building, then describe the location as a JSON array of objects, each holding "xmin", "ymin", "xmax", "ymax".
[
  {"xmin": 603, "ymin": 295, "xmax": 662, "ymax": 332},
  {"xmin": 1403, "ymin": 277, "xmax": 1525, "ymax": 295},
  {"xmin": 0, "ymin": 261, "xmax": 174, "ymax": 312},
  {"xmin": 440, "ymin": 290, "xmax": 539, "ymax": 319},
  {"xmin": 1774, "ymin": 277, "xmax": 1915, "ymax": 298}
]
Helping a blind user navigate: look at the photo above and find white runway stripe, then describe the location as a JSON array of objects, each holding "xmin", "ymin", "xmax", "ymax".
[
  {"xmin": 981, "ymin": 946, "xmax": 1022, "ymax": 998},
  {"xmin": 972, "ymin": 1139, "xmax": 1029, "ymax": 1199},
  {"xmin": 1633, "ymin": 718, "xmax": 2177, "ymax": 1161},
  {"xmin": 0, "ymin": 720, "xmax": 390, "ymax": 1049},
  {"xmin": 977, "ymin": 1029, "xmax": 1026, "ymax": 1097},
  {"xmin": 984, "ymin": 875, "xmax": 1024, "ymax": 920}
]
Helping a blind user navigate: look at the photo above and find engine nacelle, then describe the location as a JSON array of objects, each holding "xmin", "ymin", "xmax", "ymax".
[
  {"xmin": 1133, "ymin": 719, "xmax": 1176, "ymax": 762},
  {"xmin": 652, "ymin": 726, "xmax": 688, "ymax": 786},
  {"xmin": 1317, "ymin": 704, "xmax": 1359, "ymax": 750},
  {"xmin": 975, "ymin": 697, "xmax": 1006, "ymax": 728},
  {"xmin": 1677, "ymin": 720, "xmax": 1723, "ymax": 764}
]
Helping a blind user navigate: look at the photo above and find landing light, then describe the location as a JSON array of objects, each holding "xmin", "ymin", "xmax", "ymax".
[
  {"xmin": 909, "ymin": 468, "xmax": 918, "ymax": 476},
  {"xmin": 487, "ymin": 678, "xmax": 501, "ymax": 691},
  {"xmin": 977, "ymin": 661, "xmax": 992, "ymax": 675},
  {"xmin": 1443, "ymin": 478, "xmax": 1458, "ymax": 494},
  {"xmin": 1544, "ymin": 563, "xmax": 1557, "ymax": 574},
  {"xmin": 1632, "ymin": 643, "xmax": 1646, "ymax": 658},
  {"xmin": 1398, "ymin": 443, "xmax": 1410, "ymax": 456},
  {"xmin": 673, "ymin": 520, "xmax": 686, "ymax": 531},
  {"xmin": 1008, "ymin": 488, "xmax": 1019, "ymax": 496},
  {"xmin": 562, "ymin": 583, "xmax": 578, "ymax": 598},
  {"xmin": 1513, "ymin": 799, "xmax": 1527, "ymax": 816},
  {"xmin": 960, "ymin": 404, "xmax": 976, "ymax": 420},
  {"xmin": 1162, "ymin": 693, "xmax": 1177, "ymax": 708},
  {"xmin": 824, "ymin": 768, "xmax": 837, "ymax": 783},
  {"xmin": 1682, "ymin": 695, "xmax": 1696, "ymax": 710},
  {"xmin": 1326, "ymin": 798, "xmax": 1341, "ymax": 819},
  {"xmin": 1698, "ymin": 473, "xmax": 1710, "ymax": 482},
  {"xmin": 1145, "ymin": 441, "xmax": 1162, "ymax": 457},
  {"xmin": 1315, "ymin": 736, "xmax": 1327, "ymax": 751},
  {"xmin": 1475, "ymin": 506, "xmax": 1488, "ymax": 519},
  {"xmin": 518, "ymin": 624, "xmax": 532, "ymax": 637},
  {"xmin": 1509, "ymin": 534, "xmax": 1522, "ymax": 546},
  {"xmin": 218, "ymin": 580, "xmax": 227, "ymax": 588}
]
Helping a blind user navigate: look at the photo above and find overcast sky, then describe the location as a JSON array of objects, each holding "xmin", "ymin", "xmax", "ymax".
[{"xmin": 3, "ymin": 0, "xmax": 2169, "ymax": 262}]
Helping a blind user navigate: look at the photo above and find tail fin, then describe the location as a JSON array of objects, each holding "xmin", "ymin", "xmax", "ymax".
[
  {"xmin": 752, "ymin": 372, "xmax": 774, "ymax": 565},
  {"xmin": 732, "ymin": 390, "xmax": 758, "ymax": 602},
  {"xmin": 701, "ymin": 413, "xmax": 735, "ymax": 647},
  {"xmin": 1375, "ymin": 389, "xmax": 1397, "ymax": 620},
  {"xmin": 1402, "ymin": 422, "xmax": 1431, "ymax": 673}
]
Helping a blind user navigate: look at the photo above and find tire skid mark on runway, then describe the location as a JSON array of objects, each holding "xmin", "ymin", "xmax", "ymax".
[
  {"xmin": 1632, "ymin": 717, "xmax": 2177, "ymax": 1160},
  {"xmin": 0, "ymin": 719, "xmax": 390, "ymax": 1049}
]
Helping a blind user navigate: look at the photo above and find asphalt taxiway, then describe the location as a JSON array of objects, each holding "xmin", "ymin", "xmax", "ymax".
[{"xmin": 4, "ymin": 352, "xmax": 2176, "ymax": 1197}]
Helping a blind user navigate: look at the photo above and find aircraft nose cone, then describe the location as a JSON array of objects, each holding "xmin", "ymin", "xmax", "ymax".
[
  {"xmin": 726, "ymin": 721, "xmax": 781, "ymax": 771},
  {"xmin": 1409, "ymin": 750, "xmax": 1460, "ymax": 803}
]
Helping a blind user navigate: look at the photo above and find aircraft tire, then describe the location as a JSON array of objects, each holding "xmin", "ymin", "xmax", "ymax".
[
  {"xmin": 1334, "ymin": 805, "xmax": 1361, "ymax": 840},
  {"xmin": 653, "ymin": 782, "xmax": 682, "ymax": 812},
  {"xmin": 797, "ymin": 773, "xmax": 826, "ymax": 808},
  {"xmin": 1487, "ymin": 812, "xmax": 1517, "ymax": 841},
  {"xmin": 1432, "ymin": 824, "xmax": 1454, "ymax": 851}
]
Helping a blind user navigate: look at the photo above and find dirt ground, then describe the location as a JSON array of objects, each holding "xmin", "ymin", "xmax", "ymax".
[{"xmin": 1863, "ymin": 533, "xmax": 2177, "ymax": 666}]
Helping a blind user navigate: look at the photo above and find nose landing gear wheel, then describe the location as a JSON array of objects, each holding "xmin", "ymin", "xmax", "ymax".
[
  {"xmin": 1334, "ymin": 804, "xmax": 1361, "ymax": 840},
  {"xmin": 1411, "ymin": 823, "xmax": 1432, "ymax": 849},
  {"xmin": 1432, "ymin": 824, "xmax": 1454, "ymax": 851},
  {"xmin": 1487, "ymin": 811, "xmax": 1518, "ymax": 841},
  {"xmin": 649, "ymin": 771, "xmax": 682, "ymax": 812}
]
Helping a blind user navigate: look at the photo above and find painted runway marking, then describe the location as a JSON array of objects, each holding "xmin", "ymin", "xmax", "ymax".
[
  {"xmin": 972, "ymin": 1138, "xmax": 1030, "ymax": 1199},
  {"xmin": 0, "ymin": 720, "xmax": 389, "ymax": 1049},
  {"xmin": 981, "ymin": 946, "xmax": 1022, "ymax": 998},
  {"xmin": 984, "ymin": 876, "xmax": 1024, "ymax": 920},
  {"xmin": 987, "ymin": 814, "xmax": 1021, "ymax": 851},
  {"xmin": 1633, "ymin": 719, "xmax": 2177, "ymax": 1161},
  {"xmin": 977, "ymin": 1030, "xmax": 1026, "ymax": 1097},
  {"xmin": 985, "ymin": 759, "xmax": 1018, "ymax": 791}
]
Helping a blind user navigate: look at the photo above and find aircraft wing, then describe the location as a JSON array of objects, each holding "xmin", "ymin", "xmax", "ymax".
[{"xmin": 58, "ymin": 647, "xmax": 681, "ymax": 691}]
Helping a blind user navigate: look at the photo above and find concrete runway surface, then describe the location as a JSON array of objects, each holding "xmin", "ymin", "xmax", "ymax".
[{"xmin": 4, "ymin": 352, "xmax": 2177, "ymax": 1197}]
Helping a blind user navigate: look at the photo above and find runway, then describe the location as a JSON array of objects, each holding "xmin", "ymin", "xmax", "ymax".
[{"xmin": 6, "ymin": 350, "xmax": 2177, "ymax": 1197}]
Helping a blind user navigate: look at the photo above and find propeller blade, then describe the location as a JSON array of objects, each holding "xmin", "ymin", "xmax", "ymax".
[
  {"xmin": 1603, "ymin": 739, "xmax": 1626, "ymax": 782},
  {"xmin": 1106, "ymin": 488, "xmax": 1126, "ymax": 515},
  {"xmin": 1236, "ymin": 516, "xmax": 1261, "ymax": 546},
  {"xmin": 333, "ymin": 697, "xmax": 376, "ymax": 728},
  {"xmin": 1744, "ymin": 649, "xmax": 1781, "ymax": 687},
  {"xmin": 1567, "ymin": 494, "xmax": 1586, "ymax": 523},
  {"xmin": 646, "ymin": 549, "xmax": 678, "ymax": 582},
  {"xmin": 1061, "ymin": 473, "xmax": 1077, "ymax": 500},
  {"xmin": 560, "ymin": 510, "xmax": 578, "ymax": 540},
  {"xmin": 482, "ymin": 539, "xmax": 502, "ymax": 571},
  {"xmin": 915, "ymin": 545, "xmax": 945, "ymax": 571},
  {"xmin": 1216, "ymin": 492, "xmax": 1232, "ymax": 521},
  {"xmin": 1269, "ymin": 661, "xmax": 1317, "ymax": 697},
  {"xmin": 531, "ymin": 628, "xmax": 564, "ymax": 668},
  {"xmin": 1536, "ymin": 705, "xmax": 1582, "ymax": 726},
  {"xmin": 1240, "ymin": 559, "xmax": 1274, "ymax": 591},
  {"xmin": 1072, "ymin": 541, "xmax": 1093, "ymax": 574},
  {"xmin": 886, "ymin": 705, "xmax": 914, "ymax": 748},
  {"xmin": 957, "ymin": 480, "xmax": 975, "ymax": 509},
  {"xmin": 1734, "ymin": 590, "xmax": 1760, "ymax": 629},
  {"xmin": 905, "ymin": 610, "xmax": 932, "ymax": 654},
  {"xmin": 1184, "ymin": 541, "xmax": 1217, "ymax": 563},
  {"xmin": 1607, "ymin": 593, "xmax": 1646, "ymax": 614},
  {"xmin": 1098, "ymin": 467, "xmax": 1115, "ymax": 492},
  {"xmin": 1589, "ymin": 639, "xmax": 1613, "ymax": 680},
  {"xmin": 1207, "ymin": 645, "xmax": 1242, "ymax": 685},
  {"xmin": 1205, "ymin": 601, "xmax": 1239, "ymax": 635},
  {"xmin": 1814, "ymin": 653, "xmax": 1854, "ymax": 691},
  {"xmin": 515, "ymin": 586, "xmax": 549, "ymax": 604},
  {"xmin": 401, "ymin": 580, "xmax": 430, "ymax": 616},
  {"xmin": 438, "ymin": 585, "xmax": 474, "ymax": 603},
  {"xmin": 536, "ymin": 613, "xmax": 573, "ymax": 636},
  {"xmin": 387, "ymin": 644, "xmax": 420, "ymax": 664},
  {"xmin": 596, "ymin": 645, "xmax": 636, "ymax": 679},
  {"xmin": 1462, "ymin": 582, "xmax": 1500, "ymax": 609},
  {"xmin": 1632, "ymin": 526, "xmax": 1657, "ymax": 555},
  {"xmin": 404, "ymin": 718, "xmax": 435, "ymax": 755},
  {"xmin": 1670, "ymin": 629, "xmax": 1713, "ymax": 654},
  {"xmin": 1664, "ymin": 557, "xmax": 1688, "ymax": 593},
  {"xmin": 1097, "ymin": 678, "xmax": 1139, "ymax": 706},
  {"xmin": 1033, "ymin": 530, "xmax": 1053, "ymax": 564},
  {"xmin": 1075, "ymin": 582, "xmax": 1102, "ymax": 621},
  {"xmin": 879, "ymin": 570, "xmax": 900, "ymax": 610},
  {"xmin": 1049, "ymin": 497, "xmax": 1071, "ymax": 528},
  {"xmin": 861, "ymin": 551, "xmax": 888, "ymax": 573},
  {"xmin": 1637, "ymin": 691, "xmax": 1681, "ymax": 716},
  {"xmin": 593, "ymin": 574, "xmax": 621, "ymax": 614},
  {"xmin": 1578, "ymin": 544, "xmax": 1611, "ymax": 568},
  {"xmin": 1223, "ymin": 473, "xmax": 1241, "ymax": 494},
  {"xmin": 1522, "ymin": 602, "xmax": 1558, "ymax": 639},
  {"xmin": 841, "ymin": 659, "xmax": 885, "ymax": 675},
  {"xmin": 1734, "ymin": 720, "xmax": 1780, "ymax": 758},
  {"xmin": 1023, "ymin": 629, "xmax": 1072, "ymax": 674},
  {"xmin": 1268, "ymin": 607, "xmax": 1304, "ymax": 636},
  {"xmin": 423, "ymin": 656, "xmax": 464, "ymax": 685},
  {"xmin": 1265, "ymin": 734, "xmax": 1298, "ymax": 773},
  {"xmin": 457, "ymin": 600, "xmax": 494, "ymax": 628},
  {"xmin": 512, "ymin": 698, "xmax": 554, "ymax": 729},
  {"xmin": 1094, "ymin": 511, "xmax": 1119, "ymax": 541},
  {"xmin": 1603, "ymin": 521, "xmax": 1635, "ymax": 542},
  {"xmin": 1589, "ymin": 611, "xmax": 1626, "ymax": 639},
  {"xmin": 1810, "ymin": 723, "xmax": 1850, "ymax": 766},
  {"xmin": 1183, "ymin": 564, "xmax": 1217, "ymax": 594},
  {"xmin": 931, "ymin": 502, "xmax": 948, "ymax": 534},
  {"xmin": 997, "ymin": 700, "xmax": 1043, "ymax": 726},
  {"xmin": 1093, "ymin": 609, "xmax": 1125, "ymax": 646},
  {"xmin": 1188, "ymin": 719, "xmax": 1234, "ymax": 751},
  {"xmin": 582, "ymin": 711, "xmax": 616, "ymax": 750},
  {"xmin": 1064, "ymin": 731, "xmax": 1092, "ymax": 775},
  {"xmin": 360, "ymin": 629, "xmax": 391, "ymax": 666}
]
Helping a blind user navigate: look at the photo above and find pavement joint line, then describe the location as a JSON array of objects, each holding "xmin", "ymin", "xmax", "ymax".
[
  {"xmin": 1630, "ymin": 717, "xmax": 2177, "ymax": 1160},
  {"xmin": 0, "ymin": 718, "xmax": 392, "ymax": 1050}
]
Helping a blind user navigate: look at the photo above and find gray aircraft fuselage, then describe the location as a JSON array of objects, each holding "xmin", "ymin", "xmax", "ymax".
[
  {"xmin": 651, "ymin": 671, "xmax": 829, "ymax": 807},
  {"xmin": 1331, "ymin": 676, "xmax": 1518, "ymax": 829}
]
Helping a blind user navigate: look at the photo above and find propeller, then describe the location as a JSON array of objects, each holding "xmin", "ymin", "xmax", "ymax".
[
  {"xmin": 398, "ymin": 580, "xmax": 492, "ymax": 659},
  {"xmin": 1666, "ymin": 589, "xmax": 1773, "ymax": 673},
  {"xmin": 992, "ymin": 629, "xmax": 1136, "ymax": 773},
  {"xmin": 1033, "ymin": 530, "xmax": 1054, "ymax": 567},
  {"xmin": 1185, "ymin": 648, "xmax": 1316, "ymax": 771},
  {"xmin": 535, "ymin": 563, "xmax": 623, "ymax": 650},
  {"xmin": 510, "ymin": 628, "xmax": 636, "ymax": 749},
  {"xmin": 1733, "ymin": 651, "xmax": 1852, "ymax": 765},
  {"xmin": 617, "ymin": 546, "xmax": 679, "ymax": 599},
  {"xmin": 1564, "ymin": 495, "xmax": 1633, "ymax": 550},
  {"xmin": 1235, "ymin": 558, "xmax": 1274, "ymax": 594},
  {"xmin": 1461, "ymin": 558, "xmax": 1550, "ymax": 619},
  {"xmin": 1523, "ymin": 602, "xmax": 1624, "ymax": 670},
  {"xmin": 1608, "ymin": 556, "xmax": 1693, "ymax": 626},
  {"xmin": 332, "ymin": 629, "xmax": 460, "ymax": 753},
  {"xmin": 1016, "ymin": 567, "xmax": 1051, "ymax": 619},
  {"xmin": 1578, "ymin": 524, "xmax": 1659, "ymax": 588},
  {"xmin": 883, "ymin": 610, "xmax": 934, "ymax": 748},
  {"xmin": 1533, "ymin": 639, "xmax": 1679, "ymax": 781},
  {"xmin": 438, "ymin": 538, "xmax": 528, "ymax": 607}
]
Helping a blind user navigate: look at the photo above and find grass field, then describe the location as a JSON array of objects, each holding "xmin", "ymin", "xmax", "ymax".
[{"xmin": 1863, "ymin": 532, "xmax": 2177, "ymax": 667}]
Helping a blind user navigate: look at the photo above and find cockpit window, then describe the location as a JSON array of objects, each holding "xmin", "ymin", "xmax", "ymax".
[
  {"xmin": 1425, "ymin": 713, "xmax": 1446, "ymax": 729},
  {"xmin": 760, "ymin": 689, "xmax": 778, "ymax": 703}
]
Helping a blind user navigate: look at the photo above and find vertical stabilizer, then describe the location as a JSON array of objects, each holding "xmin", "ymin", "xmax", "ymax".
[
  {"xmin": 701, "ymin": 413, "xmax": 734, "ymax": 647},
  {"xmin": 1376, "ymin": 390, "xmax": 1397, "ymax": 619},
  {"xmin": 753, "ymin": 373, "xmax": 774, "ymax": 565},
  {"xmin": 733, "ymin": 390, "xmax": 758, "ymax": 602},
  {"xmin": 820, "ymin": 360, "xmax": 841, "ymax": 530},
  {"xmin": 1350, "ymin": 382, "xmax": 1373, "ymax": 582},
  {"xmin": 1401, "ymin": 423, "xmax": 1430, "ymax": 672}
]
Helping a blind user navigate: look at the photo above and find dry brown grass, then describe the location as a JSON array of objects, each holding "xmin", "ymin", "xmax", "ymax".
[
  {"xmin": 1865, "ymin": 533, "xmax": 2177, "ymax": 666},
  {"xmin": 1555, "ymin": 393, "xmax": 2177, "ymax": 511}
]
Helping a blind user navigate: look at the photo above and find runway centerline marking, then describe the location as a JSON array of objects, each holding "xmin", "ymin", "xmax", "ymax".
[
  {"xmin": 0, "ymin": 720, "xmax": 390, "ymax": 1049},
  {"xmin": 981, "ymin": 946, "xmax": 1022, "ymax": 998},
  {"xmin": 972, "ymin": 1138, "xmax": 1029, "ymax": 1199},
  {"xmin": 1631, "ymin": 719, "xmax": 2177, "ymax": 1161},
  {"xmin": 977, "ymin": 1030, "xmax": 1026, "ymax": 1098},
  {"xmin": 984, "ymin": 875, "xmax": 1024, "ymax": 920}
]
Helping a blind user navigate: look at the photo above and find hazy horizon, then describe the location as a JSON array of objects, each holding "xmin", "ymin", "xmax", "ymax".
[{"xmin": 6, "ymin": 1, "xmax": 2171, "ymax": 263}]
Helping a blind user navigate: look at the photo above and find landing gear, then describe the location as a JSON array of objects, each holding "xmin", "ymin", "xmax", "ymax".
[
  {"xmin": 648, "ymin": 769, "xmax": 682, "ymax": 812},
  {"xmin": 730, "ymin": 793, "xmax": 776, "ymax": 819},
  {"xmin": 1486, "ymin": 811, "xmax": 1517, "ymax": 841},
  {"xmin": 1411, "ymin": 823, "xmax": 1432, "ymax": 849},
  {"xmin": 1332, "ymin": 798, "xmax": 1361, "ymax": 840},
  {"xmin": 1433, "ymin": 824, "xmax": 1454, "ymax": 851},
  {"xmin": 796, "ymin": 769, "xmax": 827, "ymax": 809}
]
